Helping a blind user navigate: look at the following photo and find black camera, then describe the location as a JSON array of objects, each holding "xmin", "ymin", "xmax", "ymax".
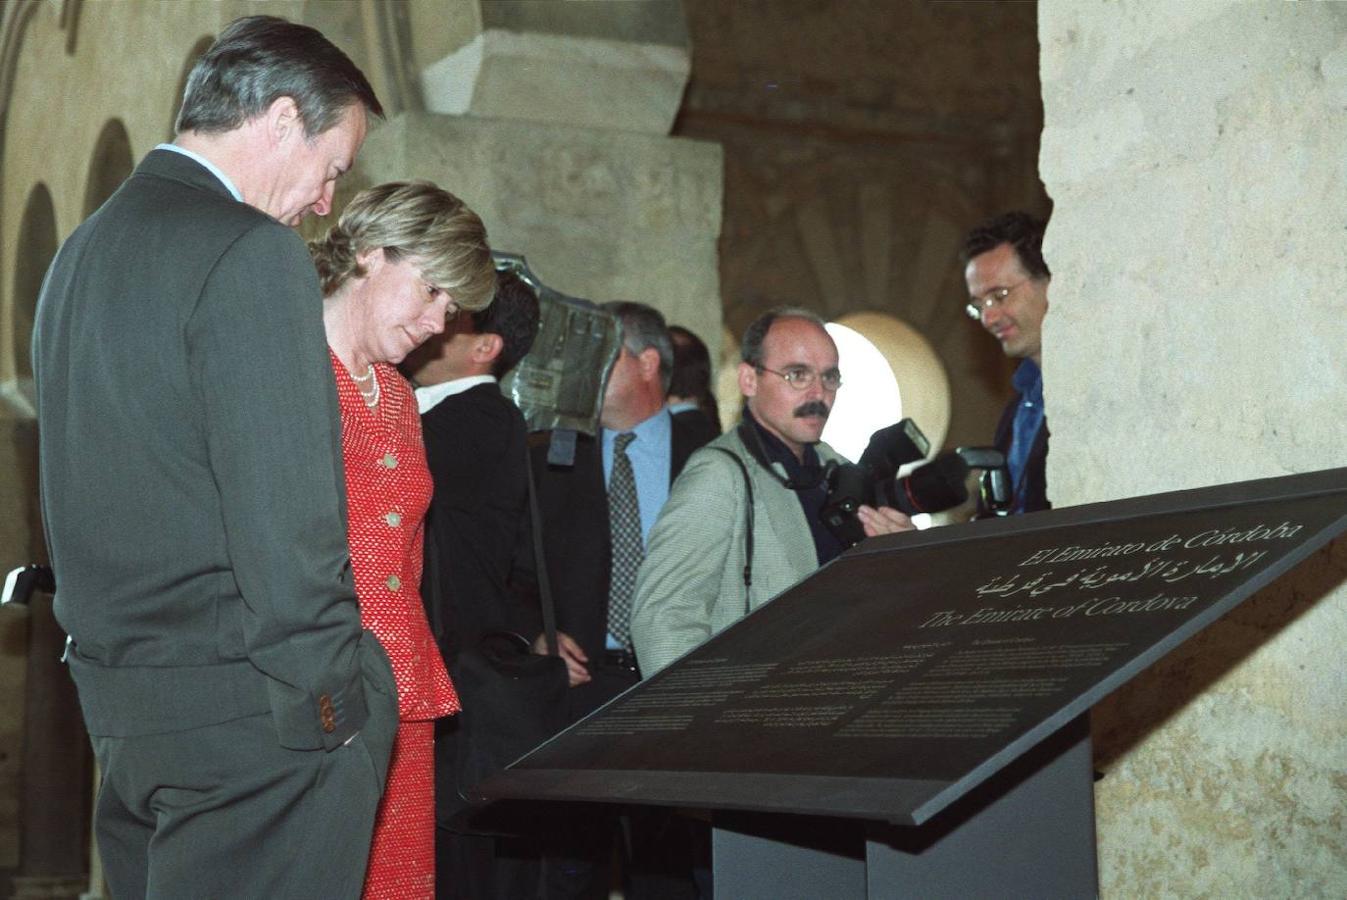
[
  {"xmin": 1, "ymin": 564, "xmax": 55, "ymax": 606},
  {"xmin": 821, "ymin": 421, "xmax": 1011, "ymax": 548}
]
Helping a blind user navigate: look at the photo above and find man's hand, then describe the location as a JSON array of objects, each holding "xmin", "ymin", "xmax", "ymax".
[
  {"xmin": 857, "ymin": 504, "xmax": 915, "ymax": 537},
  {"xmin": 532, "ymin": 630, "xmax": 592, "ymax": 687}
]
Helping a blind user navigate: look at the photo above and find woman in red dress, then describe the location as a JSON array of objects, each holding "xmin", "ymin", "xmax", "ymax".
[{"xmin": 310, "ymin": 181, "xmax": 497, "ymax": 898}]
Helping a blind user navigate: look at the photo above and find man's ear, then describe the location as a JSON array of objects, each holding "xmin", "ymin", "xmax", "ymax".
[
  {"xmin": 738, "ymin": 361, "xmax": 758, "ymax": 398},
  {"xmin": 264, "ymin": 96, "xmax": 301, "ymax": 147},
  {"xmin": 636, "ymin": 346, "xmax": 662, "ymax": 382},
  {"xmin": 474, "ymin": 332, "xmax": 504, "ymax": 365}
]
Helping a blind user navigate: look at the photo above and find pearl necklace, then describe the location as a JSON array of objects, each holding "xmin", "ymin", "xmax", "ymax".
[{"xmin": 352, "ymin": 364, "xmax": 380, "ymax": 408}]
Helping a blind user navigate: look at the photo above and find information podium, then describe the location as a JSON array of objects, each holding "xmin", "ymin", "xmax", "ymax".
[{"xmin": 480, "ymin": 467, "xmax": 1347, "ymax": 898}]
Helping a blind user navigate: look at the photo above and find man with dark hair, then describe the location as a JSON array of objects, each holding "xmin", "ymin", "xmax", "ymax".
[
  {"xmin": 530, "ymin": 300, "xmax": 708, "ymax": 898},
  {"xmin": 402, "ymin": 271, "xmax": 543, "ymax": 899},
  {"xmin": 961, "ymin": 211, "xmax": 1052, "ymax": 514},
  {"xmin": 32, "ymin": 16, "xmax": 391, "ymax": 897},
  {"xmin": 666, "ymin": 325, "xmax": 720, "ymax": 445},
  {"xmin": 176, "ymin": 14, "xmax": 383, "ymax": 138},
  {"xmin": 631, "ymin": 308, "xmax": 911, "ymax": 675}
]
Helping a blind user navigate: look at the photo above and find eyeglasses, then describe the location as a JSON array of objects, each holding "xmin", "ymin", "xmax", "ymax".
[
  {"xmin": 965, "ymin": 279, "xmax": 1030, "ymax": 320},
  {"xmin": 757, "ymin": 365, "xmax": 843, "ymax": 392}
]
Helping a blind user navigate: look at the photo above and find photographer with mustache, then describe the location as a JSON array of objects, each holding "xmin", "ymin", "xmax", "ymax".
[{"xmin": 630, "ymin": 308, "xmax": 914, "ymax": 678}]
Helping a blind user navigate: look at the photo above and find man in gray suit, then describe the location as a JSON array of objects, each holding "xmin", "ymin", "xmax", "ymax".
[
  {"xmin": 631, "ymin": 308, "xmax": 913, "ymax": 676},
  {"xmin": 33, "ymin": 17, "xmax": 396, "ymax": 898}
]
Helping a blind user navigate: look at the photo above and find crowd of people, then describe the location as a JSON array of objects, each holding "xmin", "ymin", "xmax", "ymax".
[{"xmin": 31, "ymin": 13, "xmax": 1054, "ymax": 900}]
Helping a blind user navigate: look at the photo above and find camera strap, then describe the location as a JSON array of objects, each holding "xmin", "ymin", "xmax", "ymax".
[
  {"xmin": 735, "ymin": 420, "xmax": 828, "ymax": 491},
  {"xmin": 709, "ymin": 446, "xmax": 754, "ymax": 616}
]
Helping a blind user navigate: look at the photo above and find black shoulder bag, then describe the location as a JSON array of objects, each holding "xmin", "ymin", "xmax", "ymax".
[{"xmin": 425, "ymin": 441, "xmax": 569, "ymax": 830}]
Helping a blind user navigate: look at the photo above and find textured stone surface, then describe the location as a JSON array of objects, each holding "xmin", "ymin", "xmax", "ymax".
[
  {"xmin": 356, "ymin": 111, "xmax": 723, "ymax": 355},
  {"xmin": 480, "ymin": 0, "xmax": 688, "ymax": 47},
  {"xmin": 1040, "ymin": 2, "xmax": 1347, "ymax": 894},
  {"xmin": 417, "ymin": 0, "xmax": 690, "ymax": 134},
  {"xmin": 421, "ymin": 28, "xmax": 690, "ymax": 134}
]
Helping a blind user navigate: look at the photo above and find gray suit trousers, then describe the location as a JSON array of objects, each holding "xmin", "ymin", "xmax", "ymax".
[{"xmin": 89, "ymin": 636, "xmax": 398, "ymax": 899}]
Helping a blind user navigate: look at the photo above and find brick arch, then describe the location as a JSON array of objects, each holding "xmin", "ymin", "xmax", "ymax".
[
  {"xmin": 9, "ymin": 181, "xmax": 55, "ymax": 398},
  {"xmin": 83, "ymin": 117, "xmax": 133, "ymax": 218},
  {"xmin": 7, "ymin": 180, "xmax": 55, "ymax": 565}
]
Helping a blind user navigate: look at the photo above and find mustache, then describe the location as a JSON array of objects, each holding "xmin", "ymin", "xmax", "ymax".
[{"xmin": 793, "ymin": 401, "xmax": 831, "ymax": 419}]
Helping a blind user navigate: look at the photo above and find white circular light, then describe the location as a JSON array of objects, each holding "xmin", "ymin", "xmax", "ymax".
[{"xmin": 822, "ymin": 322, "xmax": 902, "ymax": 462}]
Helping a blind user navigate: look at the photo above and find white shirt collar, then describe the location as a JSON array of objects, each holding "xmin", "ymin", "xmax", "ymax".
[
  {"xmin": 155, "ymin": 143, "xmax": 243, "ymax": 202},
  {"xmin": 414, "ymin": 374, "xmax": 497, "ymax": 414}
]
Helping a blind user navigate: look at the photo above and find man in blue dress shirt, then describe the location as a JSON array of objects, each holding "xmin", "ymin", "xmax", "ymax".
[
  {"xmin": 529, "ymin": 301, "xmax": 708, "ymax": 899},
  {"xmin": 962, "ymin": 212, "xmax": 1052, "ymax": 514}
]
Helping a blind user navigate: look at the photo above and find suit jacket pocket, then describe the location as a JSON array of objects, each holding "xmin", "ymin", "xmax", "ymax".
[{"xmin": 357, "ymin": 629, "xmax": 399, "ymax": 789}]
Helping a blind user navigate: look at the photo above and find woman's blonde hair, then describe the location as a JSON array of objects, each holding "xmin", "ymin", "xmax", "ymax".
[{"xmin": 309, "ymin": 180, "xmax": 495, "ymax": 312}]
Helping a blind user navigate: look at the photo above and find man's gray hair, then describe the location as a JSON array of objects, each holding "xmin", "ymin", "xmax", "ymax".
[
  {"xmin": 176, "ymin": 15, "xmax": 383, "ymax": 138},
  {"xmin": 603, "ymin": 301, "xmax": 673, "ymax": 393},
  {"xmin": 740, "ymin": 306, "xmax": 827, "ymax": 367}
]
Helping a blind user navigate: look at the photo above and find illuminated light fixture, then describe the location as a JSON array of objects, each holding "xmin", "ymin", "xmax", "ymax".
[{"xmin": 821, "ymin": 322, "xmax": 902, "ymax": 463}]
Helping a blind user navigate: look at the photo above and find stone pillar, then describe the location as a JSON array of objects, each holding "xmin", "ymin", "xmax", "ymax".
[
  {"xmin": 1039, "ymin": 3, "xmax": 1347, "ymax": 895},
  {"xmin": 414, "ymin": 0, "xmax": 690, "ymax": 134},
  {"xmin": 355, "ymin": 112, "xmax": 721, "ymax": 343},
  {"xmin": 364, "ymin": 0, "xmax": 722, "ymax": 347}
]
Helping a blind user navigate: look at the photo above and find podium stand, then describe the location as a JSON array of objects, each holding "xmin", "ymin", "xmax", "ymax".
[
  {"xmin": 712, "ymin": 714, "xmax": 1095, "ymax": 899},
  {"xmin": 480, "ymin": 467, "xmax": 1347, "ymax": 898}
]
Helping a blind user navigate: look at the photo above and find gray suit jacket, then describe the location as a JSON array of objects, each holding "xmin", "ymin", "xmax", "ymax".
[
  {"xmin": 34, "ymin": 149, "xmax": 389, "ymax": 749},
  {"xmin": 630, "ymin": 426, "xmax": 845, "ymax": 675}
]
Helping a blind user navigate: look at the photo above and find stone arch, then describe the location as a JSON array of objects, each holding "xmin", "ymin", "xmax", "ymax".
[
  {"xmin": 7, "ymin": 182, "xmax": 56, "ymax": 564},
  {"xmin": 10, "ymin": 182, "xmax": 56, "ymax": 394},
  {"xmin": 83, "ymin": 118, "xmax": 133, "ymax": 218},
  {"xmin": 718, "ymin": 150, "xmax": 980, "ymax": 343},
  {"xmin": 167, "ymin": 35, "xmax": 215, "ymax": 140}
]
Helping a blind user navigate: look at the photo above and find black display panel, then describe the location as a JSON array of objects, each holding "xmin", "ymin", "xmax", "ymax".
[{"xmin": 479, "ymin": 468, "xmax": 1347, "ymax": 825}]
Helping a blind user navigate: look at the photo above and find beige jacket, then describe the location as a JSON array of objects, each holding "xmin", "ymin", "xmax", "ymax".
[{"xmin": 630, "ymin": 426, "xmax": 845, "ymax": 675}]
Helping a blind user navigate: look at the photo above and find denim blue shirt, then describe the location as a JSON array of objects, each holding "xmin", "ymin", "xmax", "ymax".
[{"xmin": 1008, "ymin": 358, "xmax": 1044, "ymax": 514}]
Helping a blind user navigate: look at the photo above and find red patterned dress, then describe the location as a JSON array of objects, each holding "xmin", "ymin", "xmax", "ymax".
[{"xmin": 331, "ymin": 351, "xmax": 460, "ymax": 899}]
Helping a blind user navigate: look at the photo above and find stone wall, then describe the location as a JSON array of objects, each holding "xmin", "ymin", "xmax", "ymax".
[
  {"xmin": 1039, "ymin": 2, "xmax": 1347, "ymax": 895},
  {"xmin": 354, "ymin": 112, "xmax": 722, "ymax": 345}
]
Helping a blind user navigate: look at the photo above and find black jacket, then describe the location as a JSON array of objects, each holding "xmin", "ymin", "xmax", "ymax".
[
  {"xmin": 420, "ymin": 382, "xmax": 533, "ymax": 662},
  {"xmin": 992, "ymin": 392, "xmax": 1050, "ymax": 515}
]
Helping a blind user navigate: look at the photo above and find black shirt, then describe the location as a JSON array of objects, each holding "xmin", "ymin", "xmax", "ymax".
[{"xmin": 745, "ymin": 411, "xmax": 845, "ymax": 566}]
